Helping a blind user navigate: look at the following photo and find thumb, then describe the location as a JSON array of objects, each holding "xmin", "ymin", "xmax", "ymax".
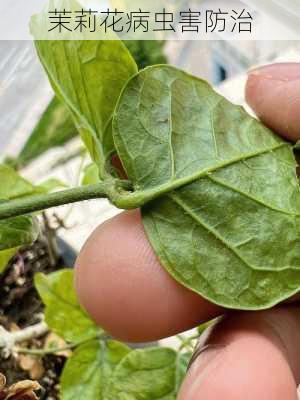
[{"xmin": 246, "ymin": 63, "xmax": 300, "ymax": 142}]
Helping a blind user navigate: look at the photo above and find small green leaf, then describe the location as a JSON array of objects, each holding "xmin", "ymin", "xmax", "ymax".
[
  {"xmin": 106, "ymin": 347, "xmax": 177, "ymax": 400},
  {"xmin": 31, "ymin": 1, "xmax": 138, "ymax": 176},
  {"xmin": 0, "ymin": 164, "xmax": 35, "ymax": 200},
  {"xmin": 81, "ymin": 163, "xmax": 100, "ymax": 186},
  {"xmin": 0, "ymin": 247, "xmax": 19, "ymax": 274},
  {"xmin": 0, "ymin": 216, "xmax": 39, "ymax": 251},
  {"xmin": 114, "ymin": 65, "xmax": 300, "ymax": 310},
  {"xmin": 35, "ymin": 270, "xmax": 100, "ymax": 342},
  {"xmin": 17, "ymin": 96, "xmax": 77, "ymax": 168},
  {"xmin": 60, "ymin": 340, "xmax": 131, "ymax": 400},
  {"xmin": 0, "ymin": 165, "xmax": 40, "ymax": 255}
]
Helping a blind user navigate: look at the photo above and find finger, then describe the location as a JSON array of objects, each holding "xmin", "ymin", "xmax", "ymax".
[
  {"xmin": 75, "ymin": 210, "xmax": 221, "ymax": 342},
  {"xmin": 179, "ymin": 306, "xmax": 300, "ymax": 400},
  {"xmin": 246, "ymin": 62, "xmax": 300, "ymax": 141}
]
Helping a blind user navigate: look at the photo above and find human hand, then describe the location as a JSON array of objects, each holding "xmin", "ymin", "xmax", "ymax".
[{"xmin": 75, "ymin": 63, "xmax": 300, "ymax": 399}]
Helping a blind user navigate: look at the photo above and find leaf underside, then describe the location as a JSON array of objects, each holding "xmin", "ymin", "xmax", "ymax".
[{"xmin": 114, "ymin": 65, "xmax": 300, "ymax": 310}]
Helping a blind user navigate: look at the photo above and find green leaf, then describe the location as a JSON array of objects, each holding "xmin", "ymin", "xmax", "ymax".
[
  {"xmin": 31, "ymin": 2, "xmax": 138, "ymax": 176},
  {"xmin": 60, "ymin": 340, "xmax": 131, "ymax": 400},
  {"xmin": 113, "ymin": 65, "xmax": 300, "ymax": 310},
  {"xmin": 81, "ymin": 163, "xmax": 100, "ymax": 186},
  {"xmin": 0, "ymin": 247, "xmax": 19, "ymax": 274},
  {"xmin": 17, "ymin": 96, "xmax": 77, "ymax": 168},
  {"xmin": 106, "ymin": 347, "xmax": 178, "ymax": 399},
  {"xmin": 0, "ymin": 164, "xmax": 35, "ymax": 200},
  {"xmin": 0, "ymin": 165, "xmax": 39, "ymax": 255},
  {"xmin": 35, "ymin": 270, "xmax": 100, "ymax": 342},
  {"xmin": 0, "ymin": 216, "xmax": 39, "ymax": 251}
]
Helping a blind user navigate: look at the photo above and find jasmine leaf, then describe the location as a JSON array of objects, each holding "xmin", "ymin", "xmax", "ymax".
[
  {"xmin": 105, "ymin": 347, "xmax": 177, "ymax": 400},
  {"xmin": 0, "ymin": 165, "xmax": 39, "ymax": 262},
  {"xmin": 35, "ymin": 270, "xmax": 101, "ymax": 342},
  {"xmin": 60, "ymin": 340, "xmax": 131, "ymax": 400},
  {"xmin": 114, "ymin": 65, "xmax": 300, "ymax": 309},
  {"xmin": 31, "ymin": 1, "xmax": 138, "ymax": 176}
]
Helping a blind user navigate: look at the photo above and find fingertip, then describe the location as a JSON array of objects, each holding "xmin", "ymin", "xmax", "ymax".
[
  {"xmin": 246, "ymin": 63, "xmax": 300, "ymax": 141},
  {"xmin": 75, "ymin": 210, "xmax": 220, "ymax": 342}
]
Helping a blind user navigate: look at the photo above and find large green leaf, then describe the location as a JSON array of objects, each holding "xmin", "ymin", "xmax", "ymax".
[
  {"xmin": 17, "ymin": 96, "xmax": 77, "ymax": 168},
  {"xmin": 35, "ymin": 270, "xmax": 100, "ymax": 342},
  {"xmin": 105, "ymin": 347, "xmax": 177, "ymax": 399},
  {"xmin": 31, "ymin": 2, "xmax": 138, "ymax": 176},
  {"xmin": 113, "ymin": 65, "xmax": 300, "ymax": 310},
  {"xmin": 60, "ymin": 340, "xmax": 131, "ymax": 400}
]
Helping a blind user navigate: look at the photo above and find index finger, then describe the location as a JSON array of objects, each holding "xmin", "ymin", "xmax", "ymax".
[{"xmin": 75, "ymin": 210, "xmax": 222, "ymax": 342}]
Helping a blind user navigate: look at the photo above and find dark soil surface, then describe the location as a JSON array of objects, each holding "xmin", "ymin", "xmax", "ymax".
[{"xmin": 0, "ymin": 231, "xmax": 74, "ymax": 399}]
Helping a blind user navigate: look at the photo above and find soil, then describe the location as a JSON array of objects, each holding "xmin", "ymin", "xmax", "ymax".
[{"xmin": 0, "ymin": 228, "xmax": 74, "ymax": 399}]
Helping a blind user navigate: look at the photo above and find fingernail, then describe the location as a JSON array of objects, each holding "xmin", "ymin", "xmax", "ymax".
[
  {"xmin": 181, "ymin": 344, "xmax": 226, "ymax": 399},
  {"xmin": 187, "ymin": 343, "xmax": 224, "ymax": 372},
  {"xmin": 248, "ymin": 63, "xmax": 300, "ymax": 82}
]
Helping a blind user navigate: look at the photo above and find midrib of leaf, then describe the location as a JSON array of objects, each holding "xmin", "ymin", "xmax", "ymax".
[
  {"xmin": 207, "ymin": 174, "xmax": 300, "ymax": 217},
  {"xmin": 205, "ymin": 96, "xmax": 221, "ymax": 160},
  {"xmin": 169, "ymin": 88, "xmax": 175, "ymax": 181},
  {"xmin": 70, "ymin": 42, "xmax": 100, "ymax": 141},
  {"xmin": 169, "ymin": 192, "xmax": 299, "ymax": 273}
]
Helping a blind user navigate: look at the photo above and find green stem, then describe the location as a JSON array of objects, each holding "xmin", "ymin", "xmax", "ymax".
[
  {"xmin": 0, "ymin": 182, "xmax": 123, "ymax": 221},
  {"xmin": 17, "ymin": 334, "xmax": 104, "ymax": 356}
]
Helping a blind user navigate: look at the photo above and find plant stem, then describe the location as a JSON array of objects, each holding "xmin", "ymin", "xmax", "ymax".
[
  {"xmin": 17, "ymin": 334, "xmax": 104, "ymax": 356},
  {"xmin": 0, "ymin": 183, "xmax": 114, "ymax": 221}
]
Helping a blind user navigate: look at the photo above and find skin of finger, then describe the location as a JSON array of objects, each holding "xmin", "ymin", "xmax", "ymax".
[
  {"xmin": 179, "ymin": 307, "xmax": 300, "ymax": 400},
  {"xmin": 246, "ymin": 63, "xmax": 300, "ymax": 142},
  {"xmin": 75, "ymin": 210, "xmax": 221, "ymax": 342}
]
